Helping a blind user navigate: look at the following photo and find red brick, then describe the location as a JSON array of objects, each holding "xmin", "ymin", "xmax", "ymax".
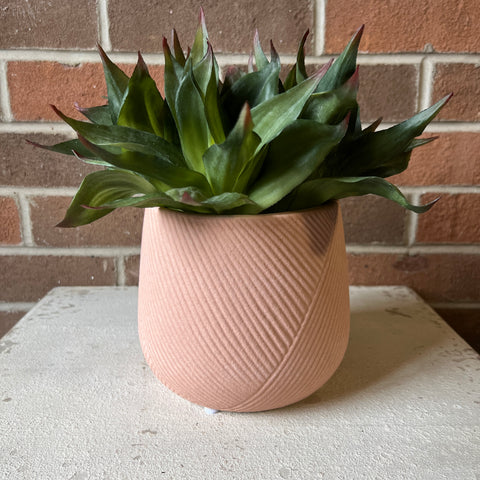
[
  {"xmin": 30, "ymin": 196, "xmax": 143, "ymax": 247},
  {"xmin": 0, "ymin": 255, "xmax": 116, "ymax": 302},
  {"xmin": 433, "ymin": 64, "xmax": 480, "ymax": 122},
  {"xmin": 124, "ymin": 255, "xmax": 140, "ymax": 286},
  {"xmin": 7, "ymin": 62, "xmax": 164, "ymax": 122},
  {"xmin": 8, "ymin": 62, "xmax": 107, "ymax": 122},
  {"xmin": 0, "ymin": 197, "xmax": 22, "ymax": 245},
  {"xmin": 0, "ymin": 133, "xmax": 99, "ymax": 188},
  {"xmin": 357, "ymin": 65, "xmax": 418, "ymax": 123},
  {"xmin": 325, "ymin": 0, "xmax": 480, "ymax": 53},
  {"xmin": 0, "ymin": 310, "xmax": 27, "ymax": 339},
  {"xmin": 340, "ymin": 196, "xmax": 406, "ymax": 245},
  {"xmin": 434, "ymin": 307, "xmax": 480, "ymax": 353},
  {"xmin": 348, "ymin": 253, "xmax": 480, "ymax": 302},
  {"xmin": 391, "ymin": 133, "xmax": 480, "ymax": 186},
  {"xmin": 416, "ymin": 194, "xmax": 480, "ymax": 243},
  {"xmin": 0, "ymin": 0, "xmax": 97, "ymax": 49},
  {"xmin": 108, "ymin": 0, "xmax": 314, "ymax": 54}
]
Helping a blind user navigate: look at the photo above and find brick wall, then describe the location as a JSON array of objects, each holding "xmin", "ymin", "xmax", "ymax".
[{"xmin": 0, "ymin": 1, "xmax": 479, "ymax": 348}]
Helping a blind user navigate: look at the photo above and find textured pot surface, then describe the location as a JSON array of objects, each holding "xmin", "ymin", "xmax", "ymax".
[{"xmin": 138, "ymin": 202, "xmax": 350, "ymax": 412}]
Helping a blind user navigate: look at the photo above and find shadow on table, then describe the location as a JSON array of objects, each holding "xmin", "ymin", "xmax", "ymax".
[{"xmin": 288, "ymin": 302, "xmax": 454, "ymax": 411}]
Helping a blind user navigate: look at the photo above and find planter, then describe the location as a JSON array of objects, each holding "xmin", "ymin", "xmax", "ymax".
[{"xmin": 137, "ymin": 201, "xmax": 350, "ymax": 412}]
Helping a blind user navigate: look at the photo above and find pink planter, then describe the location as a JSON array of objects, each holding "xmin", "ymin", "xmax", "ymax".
[{"xmin": 138, "ymin": 201, "xmax": 350, "ymax": 412}]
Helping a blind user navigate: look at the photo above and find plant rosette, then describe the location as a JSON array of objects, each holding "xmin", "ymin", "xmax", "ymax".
[{"xmin": 33, "ymin": 10, "xmax": 450, "ymax": 412}]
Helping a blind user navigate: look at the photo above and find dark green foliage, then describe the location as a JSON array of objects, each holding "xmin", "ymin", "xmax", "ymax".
[{"xmin": 36, "ymin": 12, "xmax": 449, "ymax": 227}]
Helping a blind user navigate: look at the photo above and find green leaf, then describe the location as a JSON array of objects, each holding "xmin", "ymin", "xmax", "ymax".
[
  {"xmin": 301, "ymin": 67, "xmax": 358, "ymax": 124},
  {"xmin": 203, "ymin": 54, "xmax": 226, "ymax": 144},
  {"xmin": 192, "ymin": 43, "xmax": 215, "ymax": 95},
  {"xmin": 78, "ymin": 136, "xmax": 212, "ymax": 193},
  {"xmin": 189, "ymin": 8, "xmax": 209, "ymax": 65},
  {"xmin": 92, "ymin": 191, "xmax": 189, "ymax": 211},
  {"xmin": 163, "ymin": 37, "xmax": 184, "ymax": 122},
  {"xmin": 203, "ymin": 191, "xmax": 260, "ymax": 213},
  {"xmin": 174, "ymin": 66, "xmax": 212, "ymax": 173},
  {"xmin": 173, "ymin": 29, "xmax": 186, "ymax": 67},
  {"xmin": 290, "ymin": 176, "xmax": 438, "ymax": 213},
  {"xmin": 284, "ymin": 30, "xmax": 309, "ymax": 90},
  {"xmin": 323, "ymin": 94, "xmax": 452, "ymax": 178},
  {"xmin": 220, "ymin": 60, "xmax": 281, "ymax": 127},
  {"xmin": 98, "ymin": 44, "xmax": 129, "ymax": 123},
  {"xmin": 117, "ymin": 53, "xmax": 165, "ymax": 136},
  {"xmin": 203, "ymin": 103, "xmax": 260, "ymax": 194},
  {"xmin": 253, "ymin": 30, "xmax": 269, "ymax": 70},
  {"xmin": 52, "ymin": 106, "xmax": 185, "ymax": 166},
  {"xmin": 165, "ymin": 187, "xmax": 259, "ymax": 214},
  {"xmin": 316, "ymin": 25, "xmax": 363, "ymax": 92},
  {"xmin": 27, "ymin": 138, "xmax": 95, "ymax": 158},
  {"xmin": 248, "ymin": 119, "xmax": 347, "ymax": 210},
  {"xmin": 75, "ymin": 104, "xmax": 113, "ymax": 125},
  {"xmin": 251, "ymin": 66, "xmax": 329, "ymax": 149},
  {"xmin": 57, "ymin": 170, "xmax": 158, "ymax": 227}
]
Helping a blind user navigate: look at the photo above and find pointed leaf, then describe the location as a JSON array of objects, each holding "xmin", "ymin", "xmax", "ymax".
[
  {"xmin": 189, "ymin": 7, "xmax": 209, "ymax": 65},
  {"xmin": 174, "ymin": 66, "xmax": 212, "ymax": 173},
  {"xmin": 27, "ymin": 138, "xmax": 97, "ymax": 159},
  {"xmin": 203, "ymin": 103, "xmax": 260, "ymax": 194},
  {"xmin": 316, "ymin": 25, "xmax": 363, "ymax": 92},
  {"xmin": 324, "ymin": 94, "xmax": 451, "ymax": 177},
  {"xmin": 254, "ymin": 30, "xmax": 269, "ymax": 70},
  {"xmin": 52, "ymin": 106, "xmax": 185, "ymax": 166},
  {"xmin": 98, "ymin": 44, "xmax": 129, "ymax": 122},
  {"xmin": 203, "ymin": 54, "xmax": 226, "ymax": 144},
  {"xmin": 301, "ymin": 67, "xmax": 359, "ymax": 124},
  {"xmin": 78, "ymin": 136, "xmax": 212, "ymax": 193},
  {"xmin": 163, "ymin": 37, "xmax": 184, "ymax": 122},
  {"xmin": 291, "ymin": 176, "xmax": 438, "ymax": 213},
  {"xmin": 74, "ymin": 103, "xmax": 113, "ymax": 125},
  {"xmin": 248, "ymin": 119, "xmax": 347, "ymax": 210},
  {"xmin": 173, "ymin": 29, "xmax": 186, "ymax": 67},
  {"xmin": 57, "ymin": 170, "xmax": 157, "ymax": 227},
  {"xmin": 117, "ymin": 52, "xmax": 165, "ymax": 136},
  {"xmin": 251, "ymin": 64, "xmax": 331, "ymax": 149},
  {"xmin": 220, "ymin": 60, "xmax": 281, "ymax": 126}
]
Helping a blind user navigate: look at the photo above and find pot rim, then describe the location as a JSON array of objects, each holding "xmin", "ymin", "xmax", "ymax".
[{"xmin": 146, "ymin": 200, "xmax": 339, "ymax": 221}]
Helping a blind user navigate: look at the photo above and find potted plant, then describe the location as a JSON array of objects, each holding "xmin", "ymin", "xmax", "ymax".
[{"xmin": 34, "ymin": 11, "xmax": 450, "ymax": 412}]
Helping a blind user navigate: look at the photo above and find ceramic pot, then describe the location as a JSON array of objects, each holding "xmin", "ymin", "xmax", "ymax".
[{"xmin": 137, "ymin": 201, "xmax": 350, "ymax": 412}]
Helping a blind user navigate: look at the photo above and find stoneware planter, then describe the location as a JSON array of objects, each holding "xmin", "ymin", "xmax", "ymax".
[{"xmin": 137, "ymin": 201, "xmax": 350, "ymax": 412}]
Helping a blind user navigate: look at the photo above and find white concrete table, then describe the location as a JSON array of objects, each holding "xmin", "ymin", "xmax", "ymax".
[{"xmin": 1, "ymin": 286, "xmax": 479, "ymax": 479}]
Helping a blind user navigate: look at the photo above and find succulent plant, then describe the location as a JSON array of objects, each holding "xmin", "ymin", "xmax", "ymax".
[{"xmin": 35, "ymin": 10, "xmax": 450, "ymax": 227}]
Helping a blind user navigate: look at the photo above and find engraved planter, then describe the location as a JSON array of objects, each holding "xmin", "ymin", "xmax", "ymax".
[{"xmin": 137, "ymin": 201, "xmax": 350, "ymax": 412}]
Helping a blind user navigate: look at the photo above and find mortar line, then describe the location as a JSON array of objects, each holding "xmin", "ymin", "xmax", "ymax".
[
  {"xmin": 0, "ymin": 61, "xmax": 13, "ymax": 122},
  {"xmin": 0, "ymin": 122, "xmax": 73, "ymax": 134},
  {"xmin": 314, "ymin": 0, "xmax": 326, "ymax": 56},
  {"xmin": 116, "ymin": 255, "xmax": 126, "ymax": 286},
  {"xmin": 346, "ymin": 244, "xmax": 480, "ymax": 255},
  {"xmin": 97, "ymin": 0, "xmax": 112, "ymax": 51},
  {"xmin": 1, "ymin": 48, "xmax": 479, "ymax": 63},
  {"xmin": 2, "ymin": 120, "xmax": 480, "ymax": 136},
  {"xmin": 401, "ymin": 186, "xmax": 480, "ymax": 195},
  {"xmin": 0, "ymin": 302, "xmax": 36, "ymax": 312},
  {"xmin": 0, "ymin": 246, "xmax": 141, "ymax": 256},
  {"xmin": 419, "ymin": 57, "xmax": 435, "ymax": 110},
  {"xmin": 0, "ymin": 187, "xmax": 78, "ymax": 196},
  {"xmin": 16, "ymin": 193, "xmax": 34, "ymax": 247},
  {"xmin": 0, "ymin": 244, "xmax": 477, "ymax": 256},
  {"xmin": 406, "ymin": 191, "xmax": 421, "ymax": 247}
]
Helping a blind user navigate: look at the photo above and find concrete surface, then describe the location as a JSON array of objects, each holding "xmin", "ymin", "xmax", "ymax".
[{"xmin": 1, "ymin": 286, "xmax": 479, "ymax": 479}]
